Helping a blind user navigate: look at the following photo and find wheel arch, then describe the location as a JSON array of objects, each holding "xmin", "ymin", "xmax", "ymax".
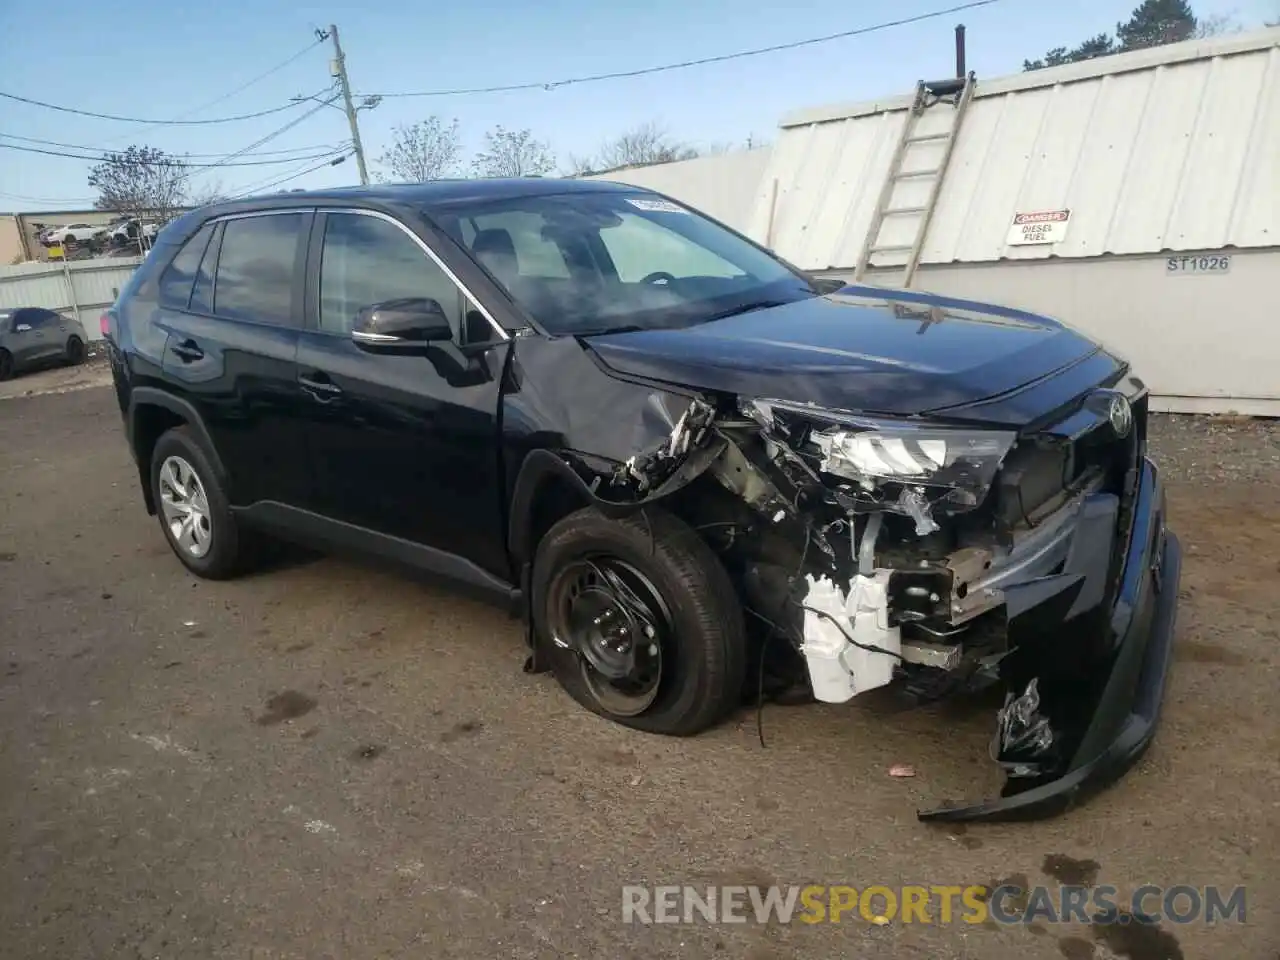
[
  {"xmin": 127, "ymin": 388, "xmax": 227, "ymax": 515},
  {"xmin": 507, "ymin": 450, "xmax": 597, "ymax": 571}
]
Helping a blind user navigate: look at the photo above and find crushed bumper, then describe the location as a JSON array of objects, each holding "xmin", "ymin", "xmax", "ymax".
[{"xmin": 919, "ymin": 457, "xmax": 1181, "ymax": 823}]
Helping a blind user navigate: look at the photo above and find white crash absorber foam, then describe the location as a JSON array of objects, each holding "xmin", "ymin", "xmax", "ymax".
[{"xmin": 801, "ymin": 573, "xmax": 902, "ymax": 703}]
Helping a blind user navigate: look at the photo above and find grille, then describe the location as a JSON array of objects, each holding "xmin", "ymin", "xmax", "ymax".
[{"xmin": 992, "ymin": 394, "xmax": 1147, "ymax": 531}]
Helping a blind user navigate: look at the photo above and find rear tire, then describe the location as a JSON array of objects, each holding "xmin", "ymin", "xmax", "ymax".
[
  {"xmin": 532, "ymin": 506, "xmax": 747, "ymax": 736},
  {"xmin": 64, "ymin": 335, "xmax": 85, "ymax": 365},
  {"xmin": 150, "ymin": 427, "xmax": 246, "ymax": 580}
]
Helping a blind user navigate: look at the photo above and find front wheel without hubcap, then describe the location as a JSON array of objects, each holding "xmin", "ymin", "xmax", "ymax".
[
  {"xmin": 532, "ymin": 506, "xmax": 746, "ymax": 736},
  {"xmin": 546, "ymin": 556, "xmax": 670, "ymax": 717}
]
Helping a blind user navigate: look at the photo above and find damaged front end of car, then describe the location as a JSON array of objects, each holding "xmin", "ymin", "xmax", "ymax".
[{"xmin": 579, "ymin": 381, "xmax": 1181, "ymax": 822}]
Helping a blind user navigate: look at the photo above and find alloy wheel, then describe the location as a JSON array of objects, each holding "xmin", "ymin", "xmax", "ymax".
[{"xmin": 158, "ymin": 455, "xmax": 213, "ymax": 559}]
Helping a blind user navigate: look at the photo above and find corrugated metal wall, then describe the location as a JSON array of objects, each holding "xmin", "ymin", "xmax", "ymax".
[
  {"xmin": 0, "ymin": 257, "xmax": 143, "ymax": 338},
  {"xmin": 748, "ymin": 28, "xmax": 1280, "ymax": 270}
]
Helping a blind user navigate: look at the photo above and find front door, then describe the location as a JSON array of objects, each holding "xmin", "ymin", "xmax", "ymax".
[{"xmin": 295, "ymin": 209, "xmax": 510, "ymax": 580}]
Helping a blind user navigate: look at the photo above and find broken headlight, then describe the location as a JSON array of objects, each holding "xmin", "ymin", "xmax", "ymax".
[{"xmin": 742, "ymin": 398, "xmax": 1016, "ymax": 510}]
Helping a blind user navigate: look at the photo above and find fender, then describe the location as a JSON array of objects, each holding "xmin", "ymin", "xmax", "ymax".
[
  {"xmin": 506, "ymin": 438, "xmax": 729, "ymax": 568},
  {"xmin": 127, "ymin": 387, "xmax": 229, "ymax": 512}
]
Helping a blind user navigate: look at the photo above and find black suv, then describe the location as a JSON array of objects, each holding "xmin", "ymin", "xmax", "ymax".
[{"xmin": 105, "ymin": 179, "xmax": 1180, "ymax": 822}]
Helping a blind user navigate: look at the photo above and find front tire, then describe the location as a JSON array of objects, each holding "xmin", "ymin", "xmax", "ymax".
[
  {"xmin": 0, "ymin": 349, "xmax": 13, "ymax": 382},
  {"xmin": 532, "ymin": 506, "xmax": 746, "ymax": 736},
  {"xmin": 150, "ymin": 427, "xmax": 245, "ymax": 579}
]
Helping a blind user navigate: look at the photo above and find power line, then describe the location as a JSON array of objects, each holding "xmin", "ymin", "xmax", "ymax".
[
  {"xmin": 362, "ymin": 0, "xmax": 1000, "ymax": 98},
  {"xmin": 0, "ymin": 192, "xmax": 98, "ymax": 206},
  {"xmin": 0, "ymin": 141, "xmax": 343, "ymax": 168},
  {"xmin": 228, "ymin": 153, "xmax": 350, "ymax": 199},
  {"xmin": 0, "ymin": 133, "xmax": 343, "ymax": 158},
  {"xmin": 227, "ymin": 150, "xmax": 348, "ymax": 196},
  {"xmin": 169, "ymin": 38, "xmax": 325, "ymax": 120},
  {"xmin": 179, "ymin": 93, "xmax": 341, "ymax": 182},
  {"xmin": 0, "ymin": 89, "xmax": 310, "ymax": 125}
]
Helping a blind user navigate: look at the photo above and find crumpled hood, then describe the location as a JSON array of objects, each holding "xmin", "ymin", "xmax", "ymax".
[{"xmin": 582, "ymin": 285, "xmax": 1104, "ymax": 419}]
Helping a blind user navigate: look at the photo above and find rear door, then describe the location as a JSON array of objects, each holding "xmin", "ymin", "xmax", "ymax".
[
  {"xmin": 6, "ymin": 309, "xmax": 43, "ymax": 365},
  {"xmin": 295, "ymin": 208, "xmax": 511, "ymax": 577},
  {"xmin": 156, "ymin": 210, "xmax": 312, "ymax": 508},
  {"xmin": 10, "ymin": 308, "xmax": 63, "ymax": 363}
]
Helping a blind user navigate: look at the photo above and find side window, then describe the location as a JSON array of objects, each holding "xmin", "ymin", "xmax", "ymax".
[
  {"xmin": 213, "ymin": 213, "xmax": 305, "ymax": 325},
  {"xmin": 189, "ymin": 222, "xmax": 221, "ymax": 314},
  {"xmin": 318, "ymin": 213, "xmax": 464, "ymax": 336},
  {"xmin": 600, "ymin": 213, "xmax": 744, "ymax": 282},
  {"xmin": 17, "ymin": 309, "xmax": 56, "ymax": 329},
  {"xmin": 158, "ymin": 223, "xmax": 215, "ymax": 310}
]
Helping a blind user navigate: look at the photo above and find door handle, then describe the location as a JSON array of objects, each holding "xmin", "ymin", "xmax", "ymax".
[
  {"xmin": 299, "ymin": 371, "xmax": 342, "ymax": 399},
  {"xmin": 170, "ymin": 338, "xmax": 204, "ymax": 362}
]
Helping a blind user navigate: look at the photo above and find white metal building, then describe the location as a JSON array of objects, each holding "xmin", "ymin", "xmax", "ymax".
[
  {"xmin": 603, "ymin": 28, "xmax": 1280, "ymax": 415},
  {"xmin": 587, "ymin": 149, "xmax": 771, "ymax": 233}
]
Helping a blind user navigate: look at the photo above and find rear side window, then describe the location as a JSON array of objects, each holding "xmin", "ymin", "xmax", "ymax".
[
  {"xmin": 213, "ymin": 214, "xmax": 305, "ymax": 325},
  {"xmin": 189, "ymin": 223, "xmax": 221, "ymax": 314},
  {"xmin": 158, "ymin": 223, "xmax": 215, "ymax": 309}
]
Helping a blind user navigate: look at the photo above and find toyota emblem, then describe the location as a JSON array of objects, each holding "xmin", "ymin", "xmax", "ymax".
[{"xmin": 1108, "ymin": 394, "xmax": 1133, "ymax": 438}]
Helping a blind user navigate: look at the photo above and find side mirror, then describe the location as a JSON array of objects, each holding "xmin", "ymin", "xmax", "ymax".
[
  {"xmin": 15, "ymin": 323, "xmax": 31, "ymax": 332},
  {"xmin": 351, "ymin": 298, "xmax": 453, "ymax": 353},
  {"xmin": 811, "ymin": 276, "xmax": 847, "ymax": 295}
]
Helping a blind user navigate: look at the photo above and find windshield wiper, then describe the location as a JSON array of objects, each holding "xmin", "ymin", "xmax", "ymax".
[
  {"xmin": 572, "ymin": 324, "xmax": 648, "ymax": 337},
  {"xmin": 700, "ymin": 300, "xmax": 790, "ymax": 324}
]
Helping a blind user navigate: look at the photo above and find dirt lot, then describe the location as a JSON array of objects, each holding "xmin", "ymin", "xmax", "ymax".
[{"xmin": 0, "ymin": 375, "xmax": 1276, "ymax": 959}]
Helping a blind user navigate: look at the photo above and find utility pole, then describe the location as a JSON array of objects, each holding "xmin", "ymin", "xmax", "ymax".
[{"xmin": 327, "ymin": 24, "xmax": 369, "ymax": 185}]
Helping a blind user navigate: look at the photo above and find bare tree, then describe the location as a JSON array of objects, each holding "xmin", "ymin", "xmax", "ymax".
[
  {"xmin": 375, "ymin": 118, "xmax": 461, "ymax": 182},
  {"xmin": 188, "ymin": 179, "xmax": 228, "ymax": 207},
  {"xmin": 599, "ymin": 122, "xmax": 698, "ymax": 169},
  {"xmin": 1193, "ymin": 12, "xmax": 1239, "ymax": 36},
  {"xmin": 571, "ymin": 122, "xmax": 699, "ymax": 175},
  {"xmin": 472, "ymin": 126, "xmax": 555, "ymax": 178},
  {"xmin": 87, "ymin": 145, "xmax": 189, "ymax": 225}
]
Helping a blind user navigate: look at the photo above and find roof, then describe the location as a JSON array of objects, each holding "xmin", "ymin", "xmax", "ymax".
[
  {"xmin": 745, "ymin": 26, "xmax": 1280, "ymax": 269},
  {"xmin": 235, "ymin": 177, "xmax": 638, "ymax": 209},
  {"xmin": 158, "ymin": 177, "xmax": 650, "ymax": 245}
]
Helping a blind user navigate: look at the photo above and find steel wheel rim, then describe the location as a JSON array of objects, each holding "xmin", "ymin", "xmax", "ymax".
[
  {"xmin": 546, "ymin": 555, "xmax": 670, "ymax": 717},
  {"xmin": 158, "ymin": 455, "xmax": 213, "ymax": 559}
]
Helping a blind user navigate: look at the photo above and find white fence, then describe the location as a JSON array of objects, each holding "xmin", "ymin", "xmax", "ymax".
[{"xmin": 0, "ymin": 256, "xmax": 144, "ymax": 340}]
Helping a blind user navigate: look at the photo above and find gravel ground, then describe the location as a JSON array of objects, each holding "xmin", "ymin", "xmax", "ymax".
[
  {"xmin": 0, "ymin": 387, "xmax": 1276, "ymax": 960},
  {"xmin": 1147, "ymin": 414, "xmax": 1280, "ymax": 485}
]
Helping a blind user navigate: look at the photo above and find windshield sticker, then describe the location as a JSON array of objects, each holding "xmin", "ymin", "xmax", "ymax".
[{"xmin": 626, "ymin": 197, "xmax": 689, "ymax": 214}]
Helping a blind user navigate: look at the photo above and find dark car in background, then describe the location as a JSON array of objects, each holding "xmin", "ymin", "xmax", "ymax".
[
  {"xmin": 0, "ymin": 307, "xmax": 89, "ymax": 380},
  {"xmin": 101, "ymin": 179, "xmax": 1181, "ymax": 822}
]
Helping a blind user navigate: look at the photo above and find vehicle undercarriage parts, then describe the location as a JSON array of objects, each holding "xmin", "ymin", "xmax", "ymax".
[
  {"xmin": 799, "ymin": 572, "xmax": 902, "ymax": 703},
  {"xmin": 615, "ymin": 397, "xmax": 716, "ymax": 495},
  {"xmin": 992, "ymin": 678, "xmax": 1057, "ymax": 777}
]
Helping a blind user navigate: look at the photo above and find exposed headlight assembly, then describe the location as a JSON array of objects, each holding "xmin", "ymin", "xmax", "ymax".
[{"xmin": 741, "ymin": 398, "xmax": 1016, "ymax": 516}]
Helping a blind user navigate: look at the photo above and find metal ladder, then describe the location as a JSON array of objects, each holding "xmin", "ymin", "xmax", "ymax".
[{"xmin": 853, "ymin": 73, "xmax": 976, "ymax": 288}]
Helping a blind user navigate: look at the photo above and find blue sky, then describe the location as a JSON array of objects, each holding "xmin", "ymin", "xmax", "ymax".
[{"xmin": 1, "ymin": 0, "xmax": 1272, "ymax": 210}]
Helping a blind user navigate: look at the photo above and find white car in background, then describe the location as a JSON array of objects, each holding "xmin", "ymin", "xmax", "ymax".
[
  {"xmin": 42, "ymin": 223, "xmax": 107, "ymax": 247},
  {"xmin": 108, "ymin": 218, "xmax": 163, "ymax": 247}
]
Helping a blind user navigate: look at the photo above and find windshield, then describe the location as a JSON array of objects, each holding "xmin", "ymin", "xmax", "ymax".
[{"xmin": 424, "ymin": 190, "xmax": 817, "ymax": 335}]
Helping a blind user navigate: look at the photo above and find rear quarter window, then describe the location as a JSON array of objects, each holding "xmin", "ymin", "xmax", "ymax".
[{"xmin": 157, "ymin": 223, "xmax": 216, "ymax": 310}]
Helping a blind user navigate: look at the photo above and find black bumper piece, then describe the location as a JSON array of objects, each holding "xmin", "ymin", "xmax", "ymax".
[{"xmin": 918, "ymin": 458, "xmax": 1182, "ymax": 823}]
